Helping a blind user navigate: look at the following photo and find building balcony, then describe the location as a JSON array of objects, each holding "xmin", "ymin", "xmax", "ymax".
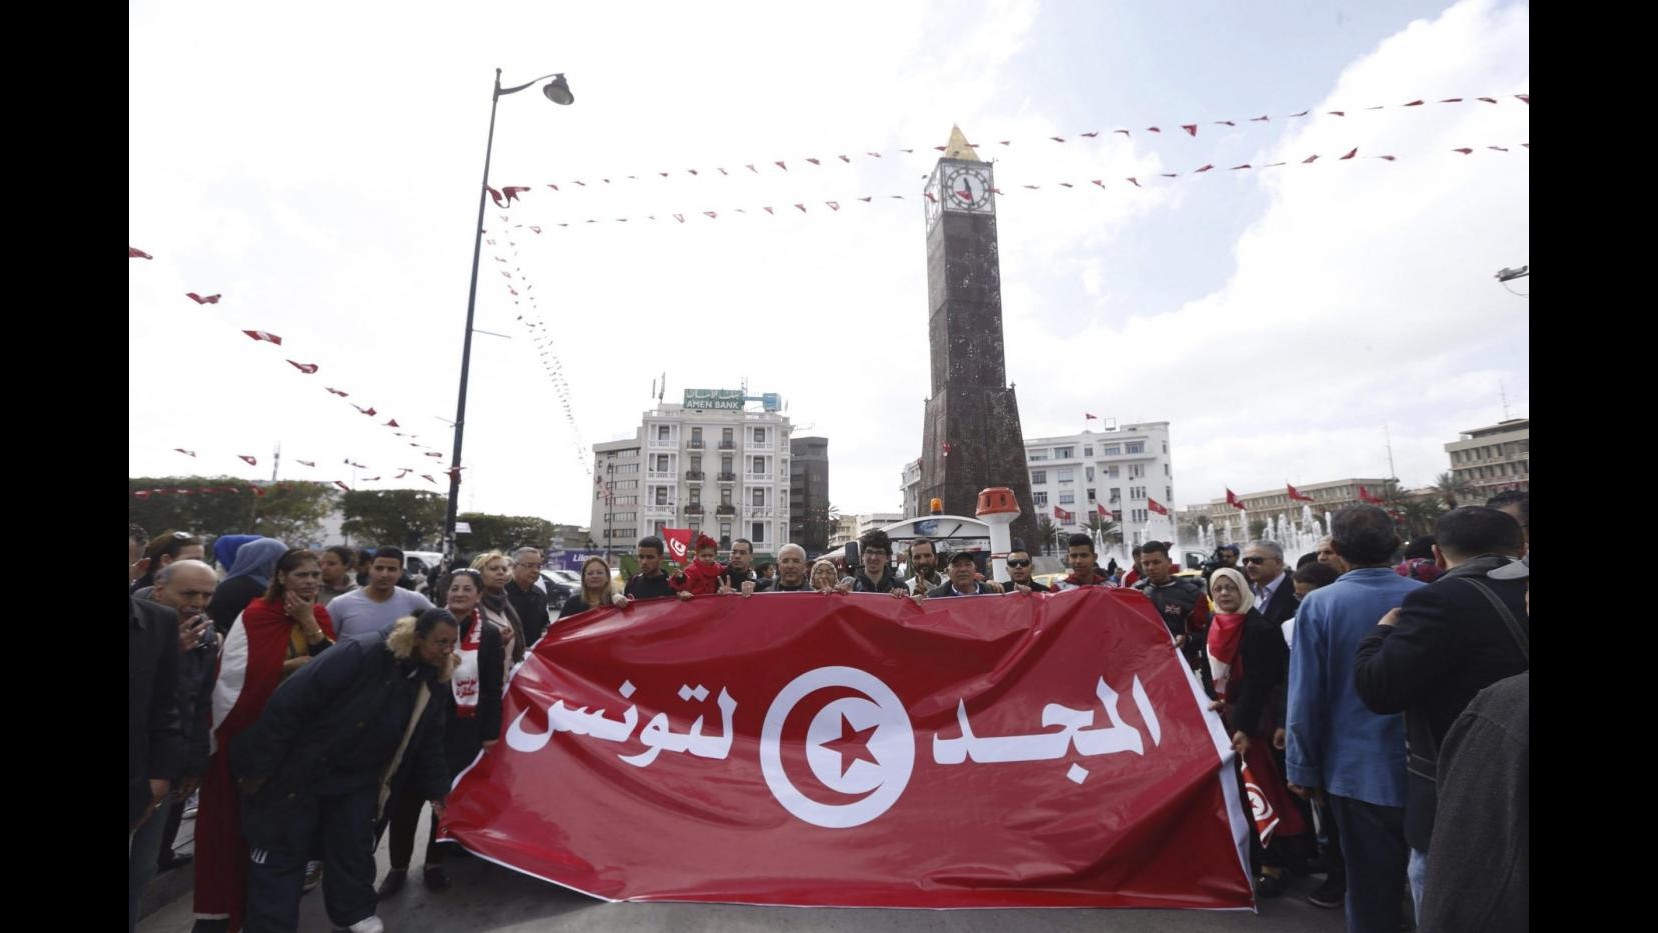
[
  {"xmin": 716, "ymin": 504, "xmax": 737, "ymax": 516},
  {"xmin": 743, "ymin": 473, "xmax": 775, "ymax": 484},
  {"xmin": 687, "ymin": 439, "xmax": 705, "ymax": 449},
  {"xmin": 718, "ymin": 440, "xmax": 735, "ymax": 450},
  {"xmin": 685, "ymin": 470, "xmax": 705, "ymax": 481},
  {"xmin": 644, "ymin": 503, "xmax": 677, "ymax": 517},
  {"xmin": 685, "ymin": 504, "xmax": 705, "ymax": 515},
  {"xmin": 745, "ymin": 507, "xmax": 777, "ymax": 519},
  {"xmin": 717, "ymin": 472, "xmax": 737, "ymax": 482},
  {"xmin": 646, "ymin": 470, "xmax": 677, "ymax": 482}
]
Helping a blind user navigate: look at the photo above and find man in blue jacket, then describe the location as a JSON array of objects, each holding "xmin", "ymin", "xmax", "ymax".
[{"xmin": 1286, "ymin": 505, "xmax": 1424, "ymax": 933}]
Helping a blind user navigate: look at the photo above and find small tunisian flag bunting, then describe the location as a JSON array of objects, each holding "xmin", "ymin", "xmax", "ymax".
[
  {"xmin": 334, "ymin": 481, "xmax": 351, "ymax": 492},
  {"xmin": 1358, "ymin": 485, "xmax": 1385, "ymax": 504},
  {"xmin": 238, "ymin": 455, "xmax": 257, "ymax": 466},
  {"xmin": 130, "ymin": 247, "xmax": 153, "ymax": 259},
  {"xmin": 173, "ymin": 448, "xmax": 197, "ymax": 457},
  {"xmin": 186, "ymin": 292, "xmax": 221, "ymax": 305},
  {"xmin": 286, "ymin": 360, "xmax": 319, "ymax": 374},
  {"xmin": 1147, "ymin": 498, "xmax": 1169, "ymax": 516},
  {"xmin": 297, "ymin": 460, "xmax": 316, "ymax": 467},
  {"xmin": 326, "ymin": 387, "xmax": 348, "ymax": 397},
  {"xmin": 242, "ymin": 330, "xmax": 282, "ymax": 345},
  {"xmin": 1287, "ymin": 484, "xmax": 1315, "ymax": 503},
  {"xmin": 1226, "ymin": 488, "xmax": 1247, "ymax": 510},
  {"xmin": 1085, "ymin": 413, "xmax": 1098, "ymax": 420}
]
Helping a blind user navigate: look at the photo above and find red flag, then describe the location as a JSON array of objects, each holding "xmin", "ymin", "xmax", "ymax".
[
  {"xmin": 1453, "ymin": 148, "xmax": 1474, "ymax": 155},
  {"xmin": 1229, "ymin": 164, "xmax": 1251, "ymax": 171},
  {"xmin": 286, "ymin": 360, "xmax": 318, "ymax": 374},
  {"xmin": 361, "ymin": 476, "xmax": 381, "ymax": 482},
  {"xmin": 173, "ymin": 448, "xmax": 197, "ymax": 457},
  {"xmin": 326, "ymin": 387, "xmax": 348, "ymax": 396},
  {"xmin": 826, "ymin": 201, "xmax": 840, "ymax": 211},
  {"xmin": 383, "ymin": 419, "xmax": 400, "ymax": 428},
  {"xmin": 334, "ymin": 481, "xmax": 351, "ymax": 492},
  {"xmin": 795, "ymin": 204, "xmax": 807, "ymax": 213},
  {"xmin": 1515, "ymin": 94, "xmax": 1529, "ymax": 104},
  {"xmin": 1126, "ymin": 177, "xmax": 1141, "ymax": 188},
  {"xmin": 1358, "ymin": 485, "xmax": 1385, "ymax": 504},
  {"xmin": 425, "ymin": 451, "xmax": 444, "ymax": 458},
  {"xmin": 1339, "ymin": 148, "xmax": 1359, "ymax": 160},
  {"xmin": 134, "ymin": 489, "xmax": 151, "ymax": 500},
  {"xmin": 704, "ymin": 211, "xmax": 718, "ymax": 219},
  {"xmin": 242, "ymin": 330, "xmax": 282, "ymax": 345},
  {"xmin": 1085, "ymin": 413, "xmax": 1098, "ymax": 420},
  {"xmin": 1226, "ymin": 488, "xmax": 1246, "ymax": 510},
  {"xmin": 1052, "ymin": 505, "xmax": 1074, "ymax": 523},
  {"xmin": 186, "ymin": 292, "xmax": 222, "ymax": 304},
  {"xmin": 352, "ymin": 405, "xmax": 378, "ymax": 417},
  {"xmin": 775, "ymin": 160, "xmax": 787, "ymax": 171},
  {"xmin": 1147, "ymin": 498, "xmax": 1169, "ymax": 516},
  {"xmin": 1181, "ymin": 124, "xmax": 1198, "ymax": 136},
  {"xmin": 421, "ymin": 474, "xmax": 438, "ymax": 483},
  {"xmin": 1147, "ymin": 126, "xmax": 1162, "ymax": 133},
  {"xmin": 297, "ymin": 460, "xmax": 315, "ymax": 467},
  {"xmin": 662, "ymin": 527, "xmax": 694, "ymax": 564},
  {"xmin": 130, "ymin": 247, "xmax": 153, "ymax": 259},
  {"xmin": 441, "ymin": 590, "xmax": 1253, "ymax": 908},
  {"xmin": 1402, "ymin": 100, "xmax": 1425, "ymax": 107},
  {"xmin": 1302, "ymin": 154, "xmax": 1319, "ymax": 164},
  {"xmin": 1194, "ymin": 164, "xmax": 1214, "ymax": 173},
  {"xmin": 1214, "ymin": 120, "xmax": 1235, "ymax": 127},
  {"xmin": 1287, "ymin": 484, "xmax": 1314, "ymax": 503},
  {"xmin": 1250, "ymin": 114, "xmax": 1270, "ymax": 122},
  {"xmin": 806, "ymin": 158, "xmax": 822, "ymax": 166},
  {"xmin": 1096, "ymin": 503, "xmax": 1114, "ymax": 521},
  {"xmin": 239, "ymin": 455, "xmax": 257, "ymax": 466}
]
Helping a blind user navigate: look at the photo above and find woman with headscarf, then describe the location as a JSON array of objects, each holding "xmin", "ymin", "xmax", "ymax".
[
  {"xmin": 471, "ymin": 551, "xmax": 526, "ymax": 665},
  {"xmin": 810, "ymin": 559, "xmax": 841, "ymax": 593},
  {"xmin": 206, "ymin": 537, "xmax": 288, "ymax": 637},
  {"xmin": 194, "ymin": 548, "xmax": 335, "ymax": 932},
  {"xmin": 379, "ymin": 570, "xmax": 503, "ymax": 898},
  {"xmin": 1206, "ymin": 567, "xmax": 1305, "ymax": 897}
]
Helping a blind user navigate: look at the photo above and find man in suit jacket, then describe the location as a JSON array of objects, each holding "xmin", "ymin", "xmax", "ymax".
[
  {"xmin": 1353, "ymin": 507, "xmax": 1528, "ymax": 924},
  {"xmin": 1244, "ymin": 541, "xmax": 1297, "ymax": 628}
]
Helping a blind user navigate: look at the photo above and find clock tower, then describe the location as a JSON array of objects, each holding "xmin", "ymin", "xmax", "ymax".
[{"xmin": 918, "ymin": 126, "xmax": 1039, "ymax": 553}]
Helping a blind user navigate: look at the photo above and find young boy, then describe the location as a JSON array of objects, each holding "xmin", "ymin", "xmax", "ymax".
[{"xmin": 669, "ymin": 534, "xmax": 727, "ymax": 596}]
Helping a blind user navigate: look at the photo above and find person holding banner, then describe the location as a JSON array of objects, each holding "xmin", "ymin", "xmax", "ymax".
[
  {"xmin": 810, "ymin": 559, "xmax": 843, "ymax": 592},
  {"xmin": 381, "ymin": 572, "xmax": 504, "ymax": 899},
  {"xmin": 1207, "ymin": 567, "xmax": 1305, "ymax": 898},
  {"xmin": 623, "ymin": 537, "xmax": 676, "ymax": 600},
  {"xmin": 669, "ymin": 534, "xmax": 728, "ymax": 596},
  {"xmin": 561, "ymin": 556, "xmax": 629, "ymax": 618}
]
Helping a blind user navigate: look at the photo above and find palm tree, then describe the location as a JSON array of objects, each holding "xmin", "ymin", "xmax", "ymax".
[
  {"xmin": 1035, "ymin": 517, "xmax": 1059, "ymax": 556},
  {"xmin": 1431, "ymin": 472, "xmax": 1477, "ymax": 509}
]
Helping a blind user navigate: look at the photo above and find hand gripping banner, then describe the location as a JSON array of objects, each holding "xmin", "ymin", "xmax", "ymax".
[{"xmin": 440, "ymin": 587, "xmax": 1253, "ymax": 908}]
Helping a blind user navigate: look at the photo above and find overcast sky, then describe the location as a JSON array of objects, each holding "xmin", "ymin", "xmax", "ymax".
[{"xmin": 129, "ymin": 0, "xmax": 1529, "ymax": 526}]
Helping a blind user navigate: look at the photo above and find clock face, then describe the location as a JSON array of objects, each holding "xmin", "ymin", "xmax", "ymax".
[{"xmin": 943, "ymin": 166, "xmax": 994, "ymax": 213}]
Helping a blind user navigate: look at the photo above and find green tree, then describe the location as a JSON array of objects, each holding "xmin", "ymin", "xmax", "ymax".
[
  {"xmin": 1430, "ymin": 471, "xmax": 1477, "ymax": 509},
  {"xmin": 341, "ymin": 490, "xmax": 448, "ymax": 549},
  {"xmin": 1248, "ymin": 518, "xmax": 1268, "ymax": 539},
  {"xmin": 799, "ymin": 502, "xmax": 840, "ymax": 556},
  {"xmin": 129, "ymin": 477, "xmax": 341, "ymax": 547},
  {"xmin": 1035, "ymin": 517, "xmax": 1059, "ymax": 556},
  {"xmin": 457, "ymin": 513, "xmax": 556, "ymax": 553}
]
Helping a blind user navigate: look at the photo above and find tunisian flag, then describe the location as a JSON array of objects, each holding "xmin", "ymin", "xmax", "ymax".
[
  {"xmin": 440, "ymin": 589, "xmax": 1253, "ymax": 908},
  {"xmin": 1052, "ymin": 504, "xmax": 1075, "ymax": 524},
  {"xmin": 1147, "ymin": 498, "xmax": 1170, "ymax": 516},
  {"xmin": 1287, "ymin": 483, "xmax": 1314, "ymax": 503},
  {"xmin": 1358, "ymin": 485, "xmax": 1386, "ymax": 504},
  {"xmin": 1225, "ymin": 488, "xmax": 1247, "ymax": 510},
  {"xmin": 662, "ymin": 528, "xmax": 694, "ymax": 565}
]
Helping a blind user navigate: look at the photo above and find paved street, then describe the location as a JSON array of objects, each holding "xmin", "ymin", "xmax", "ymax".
[{"xmin": 141, "ymin": 810, "xmax": 1350, "ymax": 932}]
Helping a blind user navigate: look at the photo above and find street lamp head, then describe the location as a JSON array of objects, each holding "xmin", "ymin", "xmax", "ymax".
[{"xmin": 543, "ymin": 74, "xmax": 574, "ymax": 105}]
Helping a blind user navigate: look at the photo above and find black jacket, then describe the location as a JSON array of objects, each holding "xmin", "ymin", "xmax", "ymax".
[
  {"xmin": 505, "ymin": 579, "xmax": 551, "ymax": 646},
  {"xmin": 447, "ymin": 614, "xmax": 504, "ymax": 775},
  {"xmin": 229, "ymin": 632, "xmax": 450, "ymax": 850},
  {"xmin": 206, "ymin": 575, "xmax": 267, "ymax": 636},
  {"xmin": 1136, "ymin": 577, "xmax": 1210, "ymax": 672},
  {"xmin": 129, "ymin": 597, "xmax": 182, "ymax": 828},
  {"xmin": 1016, "ymin": 579, "xmax": 1051, "ymax": 593},
  {"xmin": 1252, "ymin": 572, "xmax": 1298, "ymax": 629},
  {"xmin": 560, "ymin": 593, "xmax": 606, "ymax": 618},
  {"xmin": 852, "ymin": 569, "xmax": 908, "ymax": 594},
  {"xmin": 718, "ymin": 567, "xmax": 758, "ymax": 591},
  {"xmin": 762, "ymin": 578, "xmax": 814, "ymax": 592},
  {"xmin": 926, "ymin": 580, "xmax": 997, "ymax": 598},
  {"xmin": 1418, "ymin": 672, "xmax": 1529, "ymax": 933},
  {"xmin": 1353, "ymin": 555, "xmax": 1529, "ymax": 852},
  {"xmin": 1223, "ymin": 608, "xmax": 1289, "ymax": 738},
  {"xmin": 624, "ymin": 571, "xmax": 676, "ymax": 600}
]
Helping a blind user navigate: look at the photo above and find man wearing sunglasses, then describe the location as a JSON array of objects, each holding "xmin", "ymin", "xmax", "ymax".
[
  {"xmin": 1004, "ymin": 548, "xmax": 1048, "ymax": 592},
  {"xmin": 1243, "ymin": 541, "xmax": 1296, "ymax": 628}
]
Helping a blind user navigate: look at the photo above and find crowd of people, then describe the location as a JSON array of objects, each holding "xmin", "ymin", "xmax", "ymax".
[{"xmin": 128, "ymin": 488, "xmax": 1527, "ymax": 933}]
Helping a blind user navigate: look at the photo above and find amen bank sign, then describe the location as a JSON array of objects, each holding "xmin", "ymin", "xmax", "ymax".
[
  {"xmin": 682, "ymin": 388, "xmax": 744, "ymax": 410},
  {"xmin": 440, "ymin": 588, "xmax": 1254, "ymax": 909}
]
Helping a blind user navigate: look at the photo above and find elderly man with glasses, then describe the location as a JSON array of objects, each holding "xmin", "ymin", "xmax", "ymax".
[
  {"xmin": 505, "ymin": 547, "xmax": 552, "ymax": 645},
  {"xmin": 1243, "ymin": 541, "xmax": 1297, "ymax": 628}
]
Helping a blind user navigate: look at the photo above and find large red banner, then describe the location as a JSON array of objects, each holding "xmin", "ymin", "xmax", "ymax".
[{"xmin": 440, "ymin": 587, "xmax": 1253, "ymax": 908}]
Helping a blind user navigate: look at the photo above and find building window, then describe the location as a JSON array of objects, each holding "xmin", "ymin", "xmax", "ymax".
[
  {"xmin": 1107, "ymin": 465, "xmax": 1120, "ymax": 478},
  {"xmin": 721, "ymin": 487, "xmax": 733, "ymax": 506},
  {"xmin": 1086, "ymin": 488, "xmax": 1096, "ymax": 502},
  {"xmin": 1055, "ymin": 446, "xmax": 1074, "ymax": 459},
  {"xmin": 720, "ymin": 524, "xmax": 731, "ymax": 549},
  {"xmin": 1109, "ymin": 487, "xmax": 1121, "ymax": 502},
  {"xmin": 754, "ymin": 427, "xmax": 765, "ymax": 444},
  {"xmin": 657, "ymin": 425, "xmax": 670, "ymax": 442},
  {"xmin": 1085, "ymin": 466, "xmax": 1095, "ymax": 482},
  {"xmin": 1031, "ymin": 469, "xmax": 1047, "ymax": 485},
  {"xmin": 1034, "ymin": 491, "xmax": 1048, "ymax": 506},
  {"xmin": 752, "ymin": 488, "xmax": 765, "ymax": 507},
  {"xmin": 1126, "ymin": 442, "xmax": 1145, "ymax": 454},
  {"xmin": 690, "ymin": 487, "xmax": 701, "ymax": 505},
  {"xmin": 654, "ymin": 521, "xmax": 666, "ymax": 537},
  {"xmin": 1166, "ymin": 486, "xmax": 1172, "ymax": 501},
  {"xmin": 691, "ymin": 455, "xmax": 702, "ymax": 472},
  {"xmin": 721, "ymin": 455, "xmax": 733, "ymax": 473},
  {"xmin": 722, "ymin": 427, "xmax": 734, "ymax": 444},
  {"xmin": 692, "ymin": 426, "xmax": 702, "ymax": 443},
  {"xmin": 753, "ymin": 456, "xmax": 765, "ymax": 474},
  {"xmin": 1102, "ymin": 445, "xmax": 1121, "ymax": 456},
  {"xmin": 1029, "ymin": 453, "xmax": 1048, "ymax": 462},
  {"xmin": 1130, "ymin": 486, "xmax": 1146, "ymax": 499},
  {"xmin": 653, "ymin": 454, "xmax": 668, "ymax": 471},
  {"xmin": 1059, "ymin": 492, "xmax": 1075, "ymax": 505},
  {"xmin": 1057, "ymin": 468, "xmax": 1074, "ymax": 483},
  {"xmin": 1083, "ymin": 446, "xmax": 1093, "ymax": 457},
  {"xmin": 654, "ymin": 487, "xmax": 668, "ymax": 506},
  {"xmin": 1164, "ymin": 463, "xmax": 1169, "ymax": 476},
  {"xmin": 1129, "ymin": 463, "xmax": 1144, "ymax": 479},
  {"xmin": 752, "ymin": 522, "xmax": 765, "ymax": 543},
  {"xmin": 1161, "ymin": 440, "xmax": 1167, "ymax": 453}
]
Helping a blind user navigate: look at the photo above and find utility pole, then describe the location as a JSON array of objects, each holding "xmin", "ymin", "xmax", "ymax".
[
  {"xmin": 1384, "ymin": 423, "xmax": 1397, "ymax": 480},
  {"xmin": 272, "ymin": 442, "xmax": 281, "ymax": 482}
]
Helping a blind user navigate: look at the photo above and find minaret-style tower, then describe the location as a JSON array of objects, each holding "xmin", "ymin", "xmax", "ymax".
[{"xmin": 918, "ymin": 126, "xmax": 1038, "ymax": 551}]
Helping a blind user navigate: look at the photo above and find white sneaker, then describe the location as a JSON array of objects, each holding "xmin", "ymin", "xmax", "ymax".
[
  {"xmin": 303, "ymin": 860, "xmax": 324, "ymax": 893},
  {"xmin": 345, "ymin": 916, "xmax": 384, "ymax": 933}
]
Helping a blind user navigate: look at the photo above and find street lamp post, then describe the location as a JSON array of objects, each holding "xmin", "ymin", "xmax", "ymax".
[{"xmin": 442, "ymin": 68, "xmax": 574, "ymax": 563}]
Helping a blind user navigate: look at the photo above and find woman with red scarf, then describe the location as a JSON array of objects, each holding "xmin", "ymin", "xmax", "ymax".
[
  {"xmin": 194, "ymin": 549, "xmax": 334, "ymax": 932},
  {"xmin": 379, "ymin": 569, "xmax": 503, "ymax": 898},
  {"xmin": 1207, "ymin": 566, "xmax": 1305, "ymax": 898}
]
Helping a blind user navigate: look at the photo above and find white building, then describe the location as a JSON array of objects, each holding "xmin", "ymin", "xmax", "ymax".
[
  {"xmin": 1446, "ymin": 418, "xmax": 1529, "ymax": 499},
  {"xmin": 900, "ymin": 458, "xmax": 923, "ymax": 516},
  {"xmin": 590, "ymin": 396, "xmax": 792, "ymax": 555},
  {"xmin": 1024, "ymin": 421, "xmax": 1175, "ymax": 548}
]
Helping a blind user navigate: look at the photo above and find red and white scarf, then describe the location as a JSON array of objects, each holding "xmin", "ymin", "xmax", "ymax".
[
  {"xmin": 1205, "ymin": 567, "xmax": 1255, "ymax": 700},
  {"xmin": 451, "ymin": 608, "xmax": 483, "ymax": 717}
]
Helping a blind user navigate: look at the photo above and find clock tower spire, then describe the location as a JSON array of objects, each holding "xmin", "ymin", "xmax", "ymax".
[{"xmin": 917, "ymin": 125, "xmax": 1039, "ymax": 554}]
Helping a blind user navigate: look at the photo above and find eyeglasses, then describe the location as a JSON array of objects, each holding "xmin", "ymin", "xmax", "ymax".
[
  {"xmin": 1241, "ymin": 556, "xmax": 1268, "ymax": 565},
  {"xmin": 1006, "ymin": 559, "xmax": 1032, "ymax": 567},
  {"xmin": 514, "ymin": 562, "xmax": 543, "ymax": 570}
]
